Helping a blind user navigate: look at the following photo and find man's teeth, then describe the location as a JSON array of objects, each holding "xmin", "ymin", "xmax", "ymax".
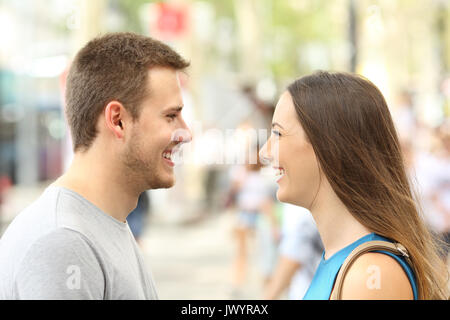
[{"xmin": 163, "ymin": 152, "xmax": 172, "ymax": 160}]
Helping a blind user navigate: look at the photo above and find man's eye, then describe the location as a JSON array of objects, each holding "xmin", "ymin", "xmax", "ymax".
[{"xmin": 167, "ymin": 114, "xmax": 177, "ymax": 120}]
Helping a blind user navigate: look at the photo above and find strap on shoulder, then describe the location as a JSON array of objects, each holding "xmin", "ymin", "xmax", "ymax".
[{"xmin": 329, "ymin": 240, "xmax": 412, "ymax": 300}]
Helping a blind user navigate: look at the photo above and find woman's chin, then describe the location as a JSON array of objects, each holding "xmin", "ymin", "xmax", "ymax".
[
  {"xmin": 276, "ymin": 188, "xmax": 292, "ymax": 204},
  {"xmin": 277, "ymin": 188, "xmax": 308, "ymax": 208}
]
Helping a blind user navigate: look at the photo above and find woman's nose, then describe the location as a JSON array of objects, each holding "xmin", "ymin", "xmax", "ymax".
[{"xmin": 259, "ymin": 141, "xmax": 272, "ymax": 166}]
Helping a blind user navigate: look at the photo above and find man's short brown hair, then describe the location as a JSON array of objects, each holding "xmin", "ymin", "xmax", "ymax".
[{"xmin": 65, "ymin": 32, "xmax": 190, "ymax": 152}]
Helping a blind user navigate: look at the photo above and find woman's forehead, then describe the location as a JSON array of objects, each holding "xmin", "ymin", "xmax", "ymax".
[
  {"xmin": 273, "ymin": 92, "xmax": 296, "ymax": 126},
  {"xmin": 273, "ymin": 91, "xmax": 308, "ymax": 139}
]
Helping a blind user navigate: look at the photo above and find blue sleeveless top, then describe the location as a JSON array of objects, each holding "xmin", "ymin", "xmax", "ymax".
[{"xmin": 303, "ymin": 233, "xmax": 418, "ymax": 300}]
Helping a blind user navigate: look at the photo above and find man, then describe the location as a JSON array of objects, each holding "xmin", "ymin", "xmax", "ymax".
[{"xmin": 0, "ymin": 32, "xmax": 192, "ymax": 299}]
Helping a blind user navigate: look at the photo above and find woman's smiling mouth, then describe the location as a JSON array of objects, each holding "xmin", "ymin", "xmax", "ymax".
[{"xmin": 273, "ymin": 166, "xmax": 285, "ymax": 182}]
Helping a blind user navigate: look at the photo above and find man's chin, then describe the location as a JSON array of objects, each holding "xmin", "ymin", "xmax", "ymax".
[{"xmin": 148, "ymin": 177, "xmax": 175, "ymax": 190}]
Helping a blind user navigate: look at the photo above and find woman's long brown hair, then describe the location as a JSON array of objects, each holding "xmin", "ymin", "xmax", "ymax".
[{"xmin": 287, "ymin": 71, "xmax": 449, "ymax": 299}]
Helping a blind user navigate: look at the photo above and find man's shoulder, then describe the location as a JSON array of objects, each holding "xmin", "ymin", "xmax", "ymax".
[
  {"xmin": 12, "ymin": 227, "xmax": 106, "ymax": 299},
  {"xmin": 2, "ymin": 185, "xmax": 92, "ymax": 241},
  {"xmin": 21, "ymin": 228, "xmax": 102, "ymax": 274},
  {"xmin": 0, "ymin": 186, "xmax": 101, "ymax": 269},
  {"xmin": 14, "ymin": 227, "xmax": 96, "ymax": 268},
  {"xmin": 15, "ymin": 227, "xmax": 102, "ymax": 280},
  {"xmin": 31, "ymin": 185, "xmax": 108, "ymax": 241},
  {"xmin": 0, "ymin": 186, "xmax": 60, "ymax": 258},
  {"xmin": 27, "ymin": 227, "xmax": 93, "ymax": 251},
  {"xmin": 0, "ymin": 225, "xmax": 101, "ymax": 298}
]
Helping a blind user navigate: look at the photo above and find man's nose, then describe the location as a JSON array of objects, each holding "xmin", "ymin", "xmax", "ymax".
[
  {"xmin": 172, "ymin": 120, "xmax": 192, "ymax": 144},
  {"xmin": 181, "ymin": 120, "xmax": 192, "ymax": 143}
]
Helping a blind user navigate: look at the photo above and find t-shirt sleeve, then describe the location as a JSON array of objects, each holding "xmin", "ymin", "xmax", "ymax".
[
  {"xmin": 14, "ymin": 228, "xmax": 105, "ymax": 299},
  {"xmin": 279, "ymin": 213, "xmax": 320, "ymax": 263}
]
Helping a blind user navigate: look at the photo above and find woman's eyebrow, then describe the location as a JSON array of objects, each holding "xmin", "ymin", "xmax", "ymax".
[{"xmin": 271, "ymin": 122, "xmax": 284, "ymax": 129}]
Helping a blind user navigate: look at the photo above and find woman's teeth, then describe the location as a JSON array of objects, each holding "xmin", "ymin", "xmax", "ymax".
[{"xmin": 163, "ymin": 151, "xmax": 172, "ymax": 160}]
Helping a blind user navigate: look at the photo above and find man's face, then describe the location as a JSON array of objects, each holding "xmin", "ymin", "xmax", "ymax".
[{"xmin": 122, "ymin": 67, "xmax": 191, "ymax": 190}]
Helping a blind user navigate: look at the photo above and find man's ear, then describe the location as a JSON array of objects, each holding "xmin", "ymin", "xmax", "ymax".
[{"xmin": 104, "ymin": 101, "xmax": 127, "ymax": 139}]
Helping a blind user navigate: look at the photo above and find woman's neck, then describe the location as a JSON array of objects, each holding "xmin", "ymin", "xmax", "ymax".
[{"xmin": 309, "ymin": 178, "xmax": 372, "ymax": 260}]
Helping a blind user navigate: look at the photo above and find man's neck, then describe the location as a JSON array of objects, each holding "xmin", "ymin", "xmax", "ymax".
[
  {"xmin": 53, "ymin": 151, "xmax": 139, "ymax": 223},
  {"xmin": 310, "ymin": 180, "xmax": 372, "ymax": 260}
]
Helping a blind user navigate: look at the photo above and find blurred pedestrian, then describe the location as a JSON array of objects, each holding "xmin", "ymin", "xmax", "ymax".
[
  {"xmin": 227, "ymin": 155, "xmax": 278, "ymax": 298},
  {"xmin": 0, "ymin": 175, "xmax": 12, "ymax": 234},
  {"xmin": 433, "ymin": 124, "xmax": 450, "ymax": 263},
  {"xmin": 263, "ymin": 204, "xmax": 323, "ymax": 300},
  {"xmin": 392, "ymin": 89, "xmax": 417, "ymax": 145},
  {"xmin": 127, "ymin": 191, "xmax": 151, "ymax": 246},
  {"xmin": 0, "ymin": 33, "xmax": 192, "ymax": 299},
  {"xmin": 259, "ymin": 71, "xmax": 449, "ymax": 299},
  {"xmin": 413, "ymin": 123, "xmax": 450, "ymax": 261}
]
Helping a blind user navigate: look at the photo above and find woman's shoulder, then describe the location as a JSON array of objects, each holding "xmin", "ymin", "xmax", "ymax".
[{"xmin": 339, "ymin": 252, "xmax": 414, "ymax": 300}]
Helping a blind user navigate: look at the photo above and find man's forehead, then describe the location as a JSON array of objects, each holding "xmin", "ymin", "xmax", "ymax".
[
  {"xmin": 146, "ymin": 67, "xmax": 182, "ymax": 96},
  {"xmin": 147, "ymin": 66, "xmax": 181, "ymax": 82}
]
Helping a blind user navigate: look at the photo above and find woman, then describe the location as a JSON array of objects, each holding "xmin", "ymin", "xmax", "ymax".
[{"xmin": 259, "ymin": 71, "xmax": 448, "ymax": 299}]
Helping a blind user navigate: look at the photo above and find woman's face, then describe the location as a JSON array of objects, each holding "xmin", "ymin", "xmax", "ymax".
[{"xmin": 259, "ymin": 91, "xmax": 322, "ymax": 208}]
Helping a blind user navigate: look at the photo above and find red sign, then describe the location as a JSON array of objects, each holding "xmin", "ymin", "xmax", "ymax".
[{"xmin": 154, "ymin": 2, "xmax": 187, "ymax": 39}]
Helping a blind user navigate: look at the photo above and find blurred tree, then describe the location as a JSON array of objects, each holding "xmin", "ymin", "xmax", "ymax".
[
  {"xmin": 114, "ymin": 0, "xmax": 156, "ymax": 33},
  {"xmin": 256, "ymin": 0, "xmax": 347, "ymax": 81}
]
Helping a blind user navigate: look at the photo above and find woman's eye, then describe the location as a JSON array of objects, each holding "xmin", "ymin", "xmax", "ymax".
[
  {"xmin": 272, "ymin": 130, "xmax": 281, "ymax": 137},
  {"xmin": 167, "ymin": 114, "xmax": 177, "ymax": 121}
]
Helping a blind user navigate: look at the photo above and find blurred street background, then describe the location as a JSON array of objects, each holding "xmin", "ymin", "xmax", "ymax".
[{"xmin": 0, "ymin": 0, "xmax": 449, "ymax": 299}]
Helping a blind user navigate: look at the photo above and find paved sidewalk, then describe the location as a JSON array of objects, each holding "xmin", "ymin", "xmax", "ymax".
[{"xmin": 140, "ymin": 212, "xmax": 265, "ymax": 300}]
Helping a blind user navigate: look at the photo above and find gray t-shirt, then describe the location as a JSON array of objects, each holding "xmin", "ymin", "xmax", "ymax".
[{"xmin": 0, "ymin": 185, "xmax": 158, "ymax": 299}]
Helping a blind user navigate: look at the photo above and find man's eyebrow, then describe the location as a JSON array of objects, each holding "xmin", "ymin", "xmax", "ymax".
[
  {"xmin": 164, "ymin": 106, "xmax": 183, "ymax": 113},
  {"xmin": 271, "ymin": 122, "xmax": 284, "ymax": 129}
]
